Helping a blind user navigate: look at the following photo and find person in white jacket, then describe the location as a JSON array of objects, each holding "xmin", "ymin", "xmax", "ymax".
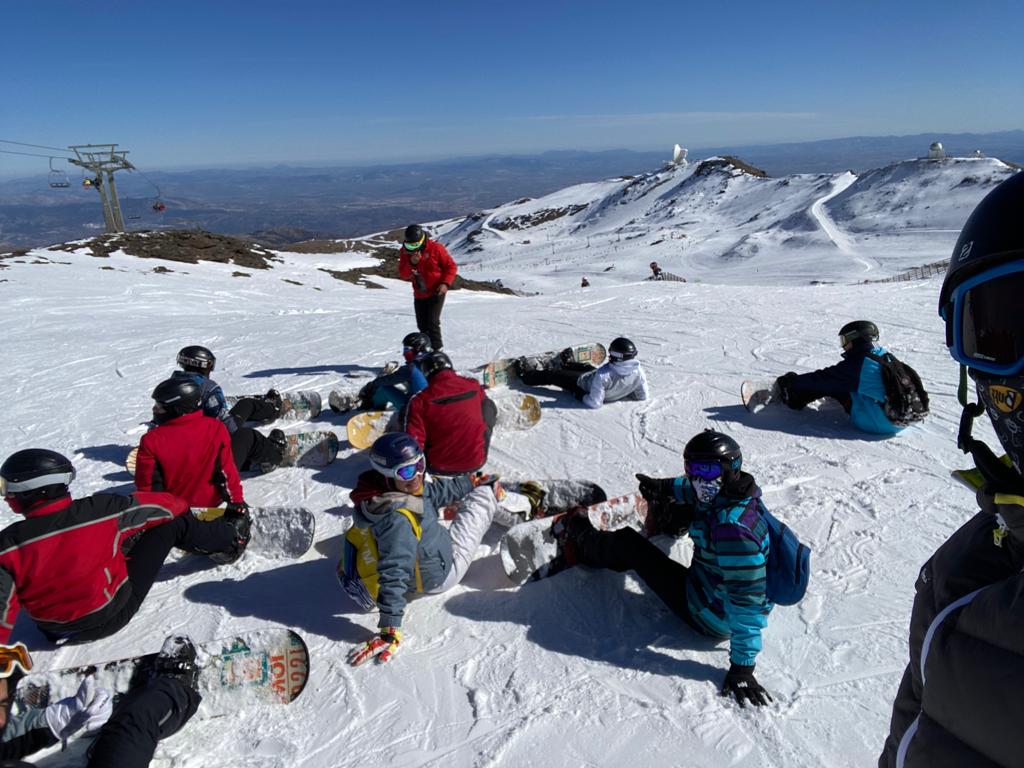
[{"xmin": 516, "ymin": 337, "xmax": 649, "ymax": 408}]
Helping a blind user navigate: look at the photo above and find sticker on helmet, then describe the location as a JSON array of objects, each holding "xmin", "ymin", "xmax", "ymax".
[{"xmin": 987, "ymin": 385, "xmax": 1023, "ymax": 414}]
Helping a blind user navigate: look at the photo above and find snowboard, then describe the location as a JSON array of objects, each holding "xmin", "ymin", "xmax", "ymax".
[
  {"xmin": 272, "ymin": 430, "xmax": 340, "ymax": 470},
  {"xmin": 193, "ymin": 506, "xmax": 316, "ymax": 559},
  {"xmin": 500, "ymin": 492, "xmax": 649, "ymax": 585},
  {"xmin": 14, "ymin": 628, "xmax": 309, "ymax": 718},
  {"xmin": 741, "ymin": 379, "xmax": 778, "ymax": 414},
  {"xmin": 440, "ymin": 479, "xmax": 607, "ymax": 523},
  {"xmin": 226, "ymin": 390, "xmax": 322, "ymax": 421},
  {"xmin": 345, "ymin": 393, "xmax": 542, "ymax": 450},
  {"xmin": 477, "ymin": 342, "xmax": 607, "ymax": 388},
  {"xmin": 950, "ymin": 454, "xmax": 1015, "ymax": 492}
]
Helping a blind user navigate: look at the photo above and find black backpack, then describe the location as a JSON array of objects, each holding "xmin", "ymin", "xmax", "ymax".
[{"xmin": 866, "ymin": 352, "xmax": 930, "ymax": 426}]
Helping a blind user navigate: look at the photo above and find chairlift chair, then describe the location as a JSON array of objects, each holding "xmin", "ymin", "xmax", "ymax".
[
  {"xmin": 152, "ymin": 199, "xmax": 166, "ymax": 213},
  {"xmin": 47, "ymin": 158, "xmax": 70, "ymax": 189}
]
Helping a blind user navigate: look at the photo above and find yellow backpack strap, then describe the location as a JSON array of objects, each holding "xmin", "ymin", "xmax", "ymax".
[{"xmin": 395, "ymin": 507, "xmax": 424, "ymax": 593}]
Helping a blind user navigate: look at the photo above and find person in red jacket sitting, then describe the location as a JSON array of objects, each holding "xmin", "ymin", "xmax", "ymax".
[
  {"xmin": 397, "ymin": 224, "xmax": 458, "ymax": 351},
  {"xmin": 0, "ymin": 449, "xmax": 248, "ymax": 646},
  {"xmin": 403, "ymin": 352, "xmax": 497, "ymax": 475},
  {"xmin": 135, "ymin": 378, "xmax": 249, "ymax": 510}
]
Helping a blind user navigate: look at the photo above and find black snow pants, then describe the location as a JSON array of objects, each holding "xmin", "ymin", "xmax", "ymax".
[
  {"xmin": 59, "ymin": 515, "xmax": 237, "ymax": 645},
  {"xmin": 230, "ymin": 426, "xmax": 282, "ymax": 472},
  {"xmin": 520, "ymin": 363, "xmax": 596, "ymax": 400},
  {"xmin": 229, "ymin": 397, "xmax": 278, "ymax": 424},
  {"xmin": 777, "ymin": 373, "xmax": 852, "ymax": 413},
  {"xmin": 414, "ymin": 293, "xmax": 447, "ymax": 351},
  {"xmin": 573, "ymin": 523, "xmax": 702, "ymax": 632},
  {"xmin": 87, "ymin": 676, "xmax": 200, "ymax": 768}
]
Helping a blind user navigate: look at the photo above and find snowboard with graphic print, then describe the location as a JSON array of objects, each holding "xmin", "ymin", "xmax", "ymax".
[{"xmin": 15, "ymin": 628, "xmax": 309, "ymax": 718}]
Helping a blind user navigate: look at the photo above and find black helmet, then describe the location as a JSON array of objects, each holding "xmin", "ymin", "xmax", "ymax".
[
  {"xmin": 176, "ymin": 345, "xmax": 216, "ymax": 374},
  {"xmin": 608, "ymin": 337, "xmax": 638, "ymax": 361},
  {"xmin": 0, "ymin": 449, "xmax": 75, "ymax": 502},
  {"xmin": 402, "ymin": 332, "xmax": 432, "ymax": 354},
  {"xmin": 838, "ymin": 321, "xmax": 879, "ymax": 346},
  {"xmin": 151, "ymin": 378, "xmax": 203, "ymax": 423},
  {"xmin": 939, "ymin": 172, "xmax": 1024, "ymax": 314},
  {"xmin": 683, "ymin": 430, "xmax": 742, "ymax": 473},
  {"xmin": 937, "ymin": 173, "xmax": 1024, "ymax": 484},
  {"xmin": 369, "ymin": 432, "xmax": 424, "ymax": 479},
  {"xmin": 403, "ymin": 224, "xmax": 426, "ymax": 249},
  {"xmin": 419, "ymin": 351, "xmax": 453, "ymax": 379}
]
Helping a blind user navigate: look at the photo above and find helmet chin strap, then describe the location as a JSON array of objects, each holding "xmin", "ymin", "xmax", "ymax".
[{"xmin": 957, "ymin": 364, "xmax": 1024, "ymax": 492}]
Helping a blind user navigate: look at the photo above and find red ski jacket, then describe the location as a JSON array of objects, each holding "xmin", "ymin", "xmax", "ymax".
[
  {"xmin": 0, "ymin": 491, "xmax": 188, "ymax": 643},
  {"xmin": 404, "ymin": 369, "xmax": 496, "ymax": 474},
  {"xmin": 135, "ymin": 411, "xmax": 244, "ymax": 507},
  {"xmin": 398, "ymin": 239, "xmax": 458, "ymax": 299}
]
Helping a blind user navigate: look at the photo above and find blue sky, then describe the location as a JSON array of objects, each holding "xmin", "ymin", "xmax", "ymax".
[{"xmin": 1, "ymin": 0, "xmax": 1021, "ymax": 175}]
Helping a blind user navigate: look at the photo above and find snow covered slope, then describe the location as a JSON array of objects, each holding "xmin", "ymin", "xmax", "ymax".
[
  {"xmin": 0, "ymin": 158, "xmax": 1015, "ymax": 767},
  {"xmin": 436, "ymin": 155, "xmax": 1015, "ymax": 291}
]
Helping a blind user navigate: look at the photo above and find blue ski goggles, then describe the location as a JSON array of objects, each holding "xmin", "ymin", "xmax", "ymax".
[
  {"xmin": 684, "ymin": 460, "xmax": 723, "ymax": 481},
  {"xmin": 372, "ymin": 455, "xmax": 425, "ymax": 481},
  {"xmin": 942, "ymin": 260, "xmax": 1024, "ymax": 376}
]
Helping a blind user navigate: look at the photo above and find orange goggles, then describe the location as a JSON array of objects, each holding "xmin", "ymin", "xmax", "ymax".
[{"xmin": 0, "ymin": 642, "xmax": 33, "ymax": 678}]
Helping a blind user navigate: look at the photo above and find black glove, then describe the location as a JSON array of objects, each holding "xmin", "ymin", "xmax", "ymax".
[
  {"xmin": 720, "ymin": 664, "xmax": 772, "ymax": 708},
  {"xmin": 635, "ymin": 473, "xmax": 673, "ymax": 502},
  {"xmin": 225, "ymin": 501, "xmax": 250, "ymax": 516}
]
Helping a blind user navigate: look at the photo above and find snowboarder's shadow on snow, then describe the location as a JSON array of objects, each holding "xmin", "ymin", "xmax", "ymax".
[
  {"xmin": 243, "ymin": 364, "xmax": 379, "ymax": 378},
  {"xmin": 183, "ymin": 558, "xmax": 367, "ymax": 643},
  {"xmin": 77, "ymin": 443, "xmax": 133, "ymax": 467},
  {"xmin": 704, "ymin": 404, "xmax": 892, "ymax": 442},
  {"xmin": 444, "ymin": 569, "xmax": 723, "ymax": 682}
]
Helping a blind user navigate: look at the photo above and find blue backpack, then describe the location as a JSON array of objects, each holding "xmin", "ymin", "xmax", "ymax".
[{"xmin": 762, "ymin": 509, "xmax": 810, "ymax": 606}]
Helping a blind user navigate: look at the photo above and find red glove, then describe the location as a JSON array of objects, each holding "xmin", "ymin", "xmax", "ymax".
[{"xmin": 348, "ymin": 628, "xmax": 401, "ymax": 666}]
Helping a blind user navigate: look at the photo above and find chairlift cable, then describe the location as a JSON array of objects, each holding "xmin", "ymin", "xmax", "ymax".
[{"xmin": 0, "ymin": 139, "xmax": 74, "ymax": 155}]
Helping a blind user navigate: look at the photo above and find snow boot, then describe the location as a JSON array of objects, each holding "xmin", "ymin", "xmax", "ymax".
[
  {"xmin": 209, "ymin": 507, "xmax": 252, "ymax": 565},
  {"xmin": 152, "ymin": 635, "xmax": 200, "ymax": 692}
]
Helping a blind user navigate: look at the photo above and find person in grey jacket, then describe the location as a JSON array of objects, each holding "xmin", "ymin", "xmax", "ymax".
[
  {"xmin": 341, "ymin": 433, "xmax": 507, "ymax": 665},
  {"xmin": 516, "ymin": 337, "xmax": 649, "ymax": 409}
]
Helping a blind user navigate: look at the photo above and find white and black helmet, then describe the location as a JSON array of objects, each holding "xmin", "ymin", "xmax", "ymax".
[
  {"xmin": 176, "ymin": 345, "xmax": 216, "ymax": 374},
  {"xmin": 0, "ymin": 449, "xmax": 76, "ymax": 499}
]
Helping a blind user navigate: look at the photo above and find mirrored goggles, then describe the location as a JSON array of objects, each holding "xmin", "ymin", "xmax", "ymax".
[
  {"xmin": 403, "ymin": 236, "xmax": 425, "ymax": 251},
  {"xmin": 376, "ymin": 456, "xmax": 425, "ymax": 481},
  {"xmin": 684, "ymin": 460, "xmax": 723, "ymax": 481},
  {"xmin": 403, "ymin": 346, "xmax": 426, "ymax": 361},
  {"xmin": 943, "ymin": 260, "xmax": 1024, "ymax": 376},
  {"xmin": 0, "ymin": 642, "xmax": 33, "ymax": 678}
]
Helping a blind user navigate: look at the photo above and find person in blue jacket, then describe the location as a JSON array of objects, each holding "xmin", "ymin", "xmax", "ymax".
[
  {"xmin": 171, "ymin": 345, "xmax": 286, "ymax": 472},
  {"xmin": 773, "ymin": 320, "xmax": 902, "ymax": 435},
  {"xmin": 359, "ymin": 332, "xmax": 431, "ymax": 412},
  {"xmin": 557, "ymin": 430, "xmax": 774, "ymax": 708}
]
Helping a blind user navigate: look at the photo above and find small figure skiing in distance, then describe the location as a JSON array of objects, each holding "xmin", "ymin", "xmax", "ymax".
[{"xmin": 580, "ymin": 276, "xmax": 590, "ymax": 288}]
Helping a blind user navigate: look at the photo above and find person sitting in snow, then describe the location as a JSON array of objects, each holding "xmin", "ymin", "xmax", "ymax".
[
  {"xmin": 403, "ymin": 351, "xmax": 497, "ymax": 475},
  {"xmin": 340, "ymin": 433, "xmax": 518, "ymax": 665},
  {"xmin": 515, "ymin": 336, "xmax": 649, "ymax": 409},
  {"xmin": 0, "ymin": 449, "xmax": 247, "ymax": 646},
  {"xmin": 350, "ymin": 332, "xmax": 431, "ymax": 413},
  {"xmin": 553, "ymin": 430, "xmax": 775, "ymax": 708},
  {"xmin": 0, "ymin": 637, "xmax": 202, "ymax": 768},
  {"xmin": 172, "ymin": 345, "xmax": 287, "ymax": 472},
  {"xmin": 767, "ymin": 321, "xmax": 909, "ymax": 435}
]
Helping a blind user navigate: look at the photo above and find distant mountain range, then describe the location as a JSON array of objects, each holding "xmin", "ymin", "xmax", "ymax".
[{"xmin": 0, "ymin": 129, "xmax": 1020, "ymax": 249}]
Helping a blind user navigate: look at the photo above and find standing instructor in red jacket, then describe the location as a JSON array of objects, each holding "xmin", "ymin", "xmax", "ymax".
[{"xmin": 398, "ymin": 224, "xmax": 458, "ymax": 351}]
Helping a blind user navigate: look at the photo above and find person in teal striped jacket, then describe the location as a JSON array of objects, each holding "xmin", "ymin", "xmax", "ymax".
[{"xmin": 557, "ymin": 429, "xmax": 774, "ymax": 707}]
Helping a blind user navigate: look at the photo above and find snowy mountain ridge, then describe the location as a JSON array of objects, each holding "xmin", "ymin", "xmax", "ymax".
[{"xmin": 435, "ymin": 154, "xmax": 1015, "ymax": 290}]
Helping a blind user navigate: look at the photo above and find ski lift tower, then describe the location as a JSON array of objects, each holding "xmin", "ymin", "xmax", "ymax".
[{"xmin": 67, "ymin": 144, "xmax": 135, "ymax": 233}]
